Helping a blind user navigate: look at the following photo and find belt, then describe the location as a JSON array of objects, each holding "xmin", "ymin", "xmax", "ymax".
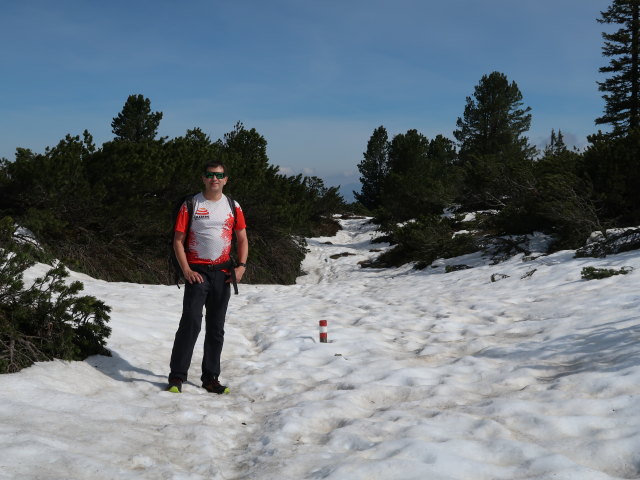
[{"xmin": 189, "ymin": 260, "xmax": 238, "ymax": 295}]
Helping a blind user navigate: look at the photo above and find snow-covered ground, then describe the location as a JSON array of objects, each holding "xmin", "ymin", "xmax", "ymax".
[{"xmin": 2, "ymin": 217, "xmax": 640, "ymax": 479}]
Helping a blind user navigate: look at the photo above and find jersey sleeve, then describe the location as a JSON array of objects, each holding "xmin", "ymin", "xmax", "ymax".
[
  {"xmin": 234, "ymin": 203, "xmax": 247, "ymax": 230},
  {"xmin": 174, "ymin": 203, "xmax": 190, "ymax": 233}
]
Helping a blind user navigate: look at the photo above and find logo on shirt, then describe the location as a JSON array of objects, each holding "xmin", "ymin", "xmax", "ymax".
[{"xmin": 194, "ymin": 207, "xmax": 210, "ymax": 219}]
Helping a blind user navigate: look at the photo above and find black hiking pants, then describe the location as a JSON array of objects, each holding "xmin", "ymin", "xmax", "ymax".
[{"xmin": 169, "ymin": 266, "xmax": 231, "ymax": 384}]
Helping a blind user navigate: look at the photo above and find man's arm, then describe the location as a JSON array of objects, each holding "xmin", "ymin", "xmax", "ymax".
[
  {"xmin": 174, "ymin": 230, "xmax": 203, "ymax": 284},
  {"xmin": 233, "ymin": 228, "xmax": 249, "ymax": 283}
]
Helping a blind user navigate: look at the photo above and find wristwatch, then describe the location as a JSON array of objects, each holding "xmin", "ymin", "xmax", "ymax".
[{"xmin": 237, "ymin": 262, "xmax": 247, "ymax": 268}]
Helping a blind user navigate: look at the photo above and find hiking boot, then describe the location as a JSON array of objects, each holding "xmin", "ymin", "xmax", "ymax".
[
  {"xmin": 167, "ymin": 377, "xmax": 183, "ymax": 393},
  {"xmin": 202, "ymin": 377, "xmax": 230, "ymax": 394}
]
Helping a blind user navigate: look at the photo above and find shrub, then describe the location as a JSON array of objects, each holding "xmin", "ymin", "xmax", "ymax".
[
  {"xmin": 372, "ymin": 215, "xmax": 477, "ymax": 269},
  {"xmin": 0, "ymin": 217, "xmax": 111, "ymax": 374},
  {"xmin": 445, "ymin": 264, "xmax": 472, "ymax": 273},
  {"xmin": 581, "ymin": 266, "xmax": 632, "ymax": 280}
]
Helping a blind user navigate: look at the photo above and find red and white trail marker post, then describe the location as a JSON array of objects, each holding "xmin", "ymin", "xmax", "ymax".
[{"xmin": 319, "ymin": 320, "xmax": 328, "ymax": 343}]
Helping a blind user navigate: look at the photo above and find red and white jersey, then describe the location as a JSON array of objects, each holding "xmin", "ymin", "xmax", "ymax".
[{"xmin": 175, "ymin": 193, "xmax": 246, "ymax": 265}]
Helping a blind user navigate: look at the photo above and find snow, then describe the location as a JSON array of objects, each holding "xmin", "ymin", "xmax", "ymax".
[{"xmin": 2, "ymin": 217, "xmax": 640, "ymax": 479}]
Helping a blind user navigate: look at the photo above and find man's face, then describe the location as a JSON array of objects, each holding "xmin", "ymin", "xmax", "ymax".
[{"xmin": 202, "ymin": 166, "xmax": 227, "ymax": 191}]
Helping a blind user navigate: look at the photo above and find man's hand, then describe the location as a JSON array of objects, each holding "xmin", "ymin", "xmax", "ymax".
[
  {"xmin": 184, "ymin": 268, "xmax": 204, "ymax": 284},
  {"xmin": 228, "ymin": 265, "xmax": 246, "ymax": 284}
]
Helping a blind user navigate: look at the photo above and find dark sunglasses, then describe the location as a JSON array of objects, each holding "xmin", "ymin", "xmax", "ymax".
[{"xmin": 204, "ymin": 172, "xmax": 226, "ymax": 179}]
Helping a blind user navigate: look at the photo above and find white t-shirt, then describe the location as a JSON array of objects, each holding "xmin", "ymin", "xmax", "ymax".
[{"xmin": 175, "ymin": 193, "xmax": 246, "ymax": 265}]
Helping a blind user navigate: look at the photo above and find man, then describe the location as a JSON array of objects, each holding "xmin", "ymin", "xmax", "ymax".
[{"xmin": 167, "ymin": 161, "xmax": 248, "ymax": 394}]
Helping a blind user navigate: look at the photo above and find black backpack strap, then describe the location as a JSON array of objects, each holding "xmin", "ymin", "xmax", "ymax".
[
  {"xmin": 173, "ymin": 194, "xmax": 196, "ymax": 288},
  {"xmin": 185, "ymin": 194, "xmax": 195, "ymax": 237},
  {"xmin": 225, "ymin": 194, "xmax": 239, "ymax": 295},
  {"xmin": 225, "ymin": 194, "xmax": 237, "ymax": 229}
]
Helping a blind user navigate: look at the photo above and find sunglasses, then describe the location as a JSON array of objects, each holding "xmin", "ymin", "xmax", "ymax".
[{"xmin": 204, "ymin": 172, "xmax": 226, "ymax": 179}]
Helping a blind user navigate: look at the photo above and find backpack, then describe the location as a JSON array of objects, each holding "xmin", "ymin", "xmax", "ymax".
[{"xmin": 168, "ymin": 193, "xmax": 237, "ymax": 288}]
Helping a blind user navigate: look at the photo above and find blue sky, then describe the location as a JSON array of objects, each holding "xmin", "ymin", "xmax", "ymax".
[{"xmin": 1, "ymin": 1, "xmax": 611, "ymax": 198}]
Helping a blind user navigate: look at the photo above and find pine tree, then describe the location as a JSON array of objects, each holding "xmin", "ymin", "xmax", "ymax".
[
  {"xmin": 111, "ymin": 94, "xmax": 163, "ymax": 142},
  {"xmin": 378, "ymin": 130, "xmax": 459, "ymax": 224},
  {"xmin": 454, "ymin": 71, "xmax": 533, "ymax": 158},
  {"xmin": 354, "ymin": 126, "xmax": 389, "ymax": 210},
  {"xmin": 596, "ymin": 0, "xmax": 640, "ymax": 136},
  {"xmin": 543, "ymin": 129, "xmax": 568, "ymax": 157},
  {"xmin": 453, "ymin": 72, "xmax": 535, "ymax": 208},
  {"xmin": 532, "ymin": 130, "xmax": 602, "ymax": 247}
]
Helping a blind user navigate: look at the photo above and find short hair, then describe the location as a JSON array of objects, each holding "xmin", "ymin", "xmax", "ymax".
[{"xmin": 203, "ymin": 161, "xmax": 227, "ymax": 175}]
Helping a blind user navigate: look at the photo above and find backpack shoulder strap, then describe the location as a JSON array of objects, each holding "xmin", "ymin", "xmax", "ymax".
[
  {"xmin": 225, "ymin": 194, "xmax": 237, "ymax": 230},
  {"xmin": 224, "ymin": 194, "xmax": 241, "ymax": 295},
  {"xmin": 184, "ymin": 193, "xmax": 196, "ymax": 234},
  {"xmin": 186, "ymin": 193, "xmax": 196, "ymax": 216},
  {"xmin": 170, "ymin": 193, "xmax": 197, "ymax": 288}
]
